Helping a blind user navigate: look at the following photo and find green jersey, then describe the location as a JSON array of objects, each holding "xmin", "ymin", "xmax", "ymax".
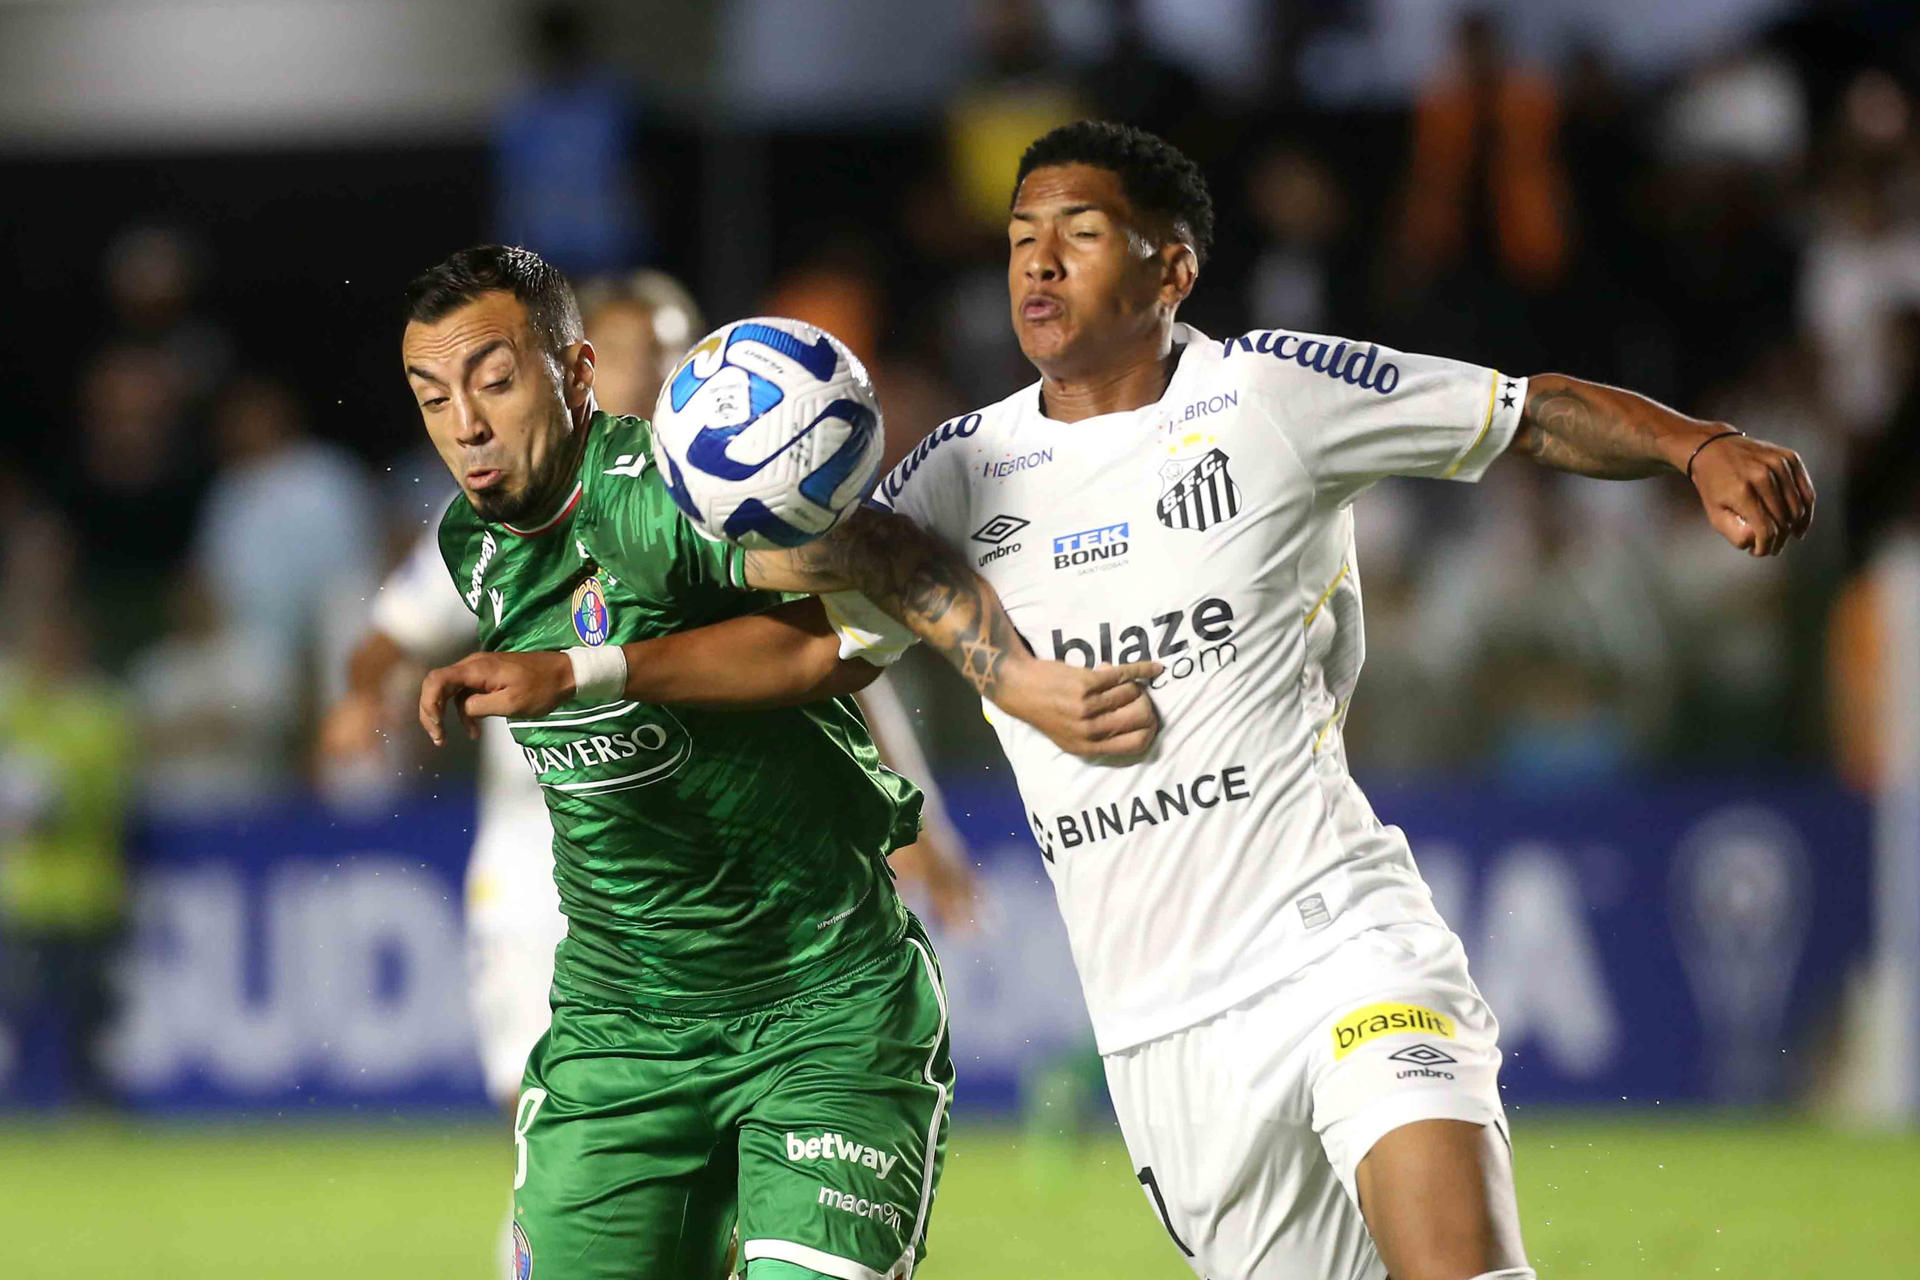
[{"xmin": 437, "ymin": 411, "xmax": 922, "ymax": 1012}]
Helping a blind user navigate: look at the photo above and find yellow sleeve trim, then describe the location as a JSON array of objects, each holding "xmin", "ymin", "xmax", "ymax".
[{"xmin": 1442, "ymin": 368, "xmax": 1502, "ymax": 480}]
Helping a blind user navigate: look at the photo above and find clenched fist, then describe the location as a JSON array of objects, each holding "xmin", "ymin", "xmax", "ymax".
[{"xmin": 1687, "ymin": 432, "xmax": 1815, "ymax": 558}]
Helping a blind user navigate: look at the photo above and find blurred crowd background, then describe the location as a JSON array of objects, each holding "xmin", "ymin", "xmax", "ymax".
[{"xmin": 2, "ymin": 0, "xmax": 1919, "ymax": 1121}]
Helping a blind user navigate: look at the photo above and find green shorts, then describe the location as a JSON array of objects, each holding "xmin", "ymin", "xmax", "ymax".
[{"xmin": 511, "ymin": 923, "xmax": 953, "ymax": 1280}]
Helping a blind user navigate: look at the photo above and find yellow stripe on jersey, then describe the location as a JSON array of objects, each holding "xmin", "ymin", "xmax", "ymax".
[
  {"xmin": 1302, "ymin": 562, "xmax": 1350, "ymax": 630},
  {"xmin": 1442, "ymin": 369, "xmax": 1503, "ymax": 480},
  {"xmin": 1331, "ymin": 1001, "xmax": 1456, "ymax": 1059},
  {"xmin": 1312, "ymin": 696, "xmax": 1350, "ymax": 756}
]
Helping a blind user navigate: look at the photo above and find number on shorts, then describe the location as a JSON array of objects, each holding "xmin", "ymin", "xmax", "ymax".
[
  {"xmin": 513, "ymin": 1087, "xmax": 548, "ymax": 1190},
  {"xmin": 1136, "ymin": 1165, "xmax": 1194, "ymax": 1258}
]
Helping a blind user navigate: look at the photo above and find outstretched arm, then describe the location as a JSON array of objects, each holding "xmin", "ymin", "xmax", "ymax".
[
  {"xmin": 739, "ymin": 506, "xmax": 1020, "ymax": 700},
  {"xmin": 419, "ymin": 598, "xmax": 880, "ymax": 745},
  {"xmin": 1509, "ymin": 373, "xmax": 1815, "ymax": 557},
  {"xmin": 739, "ymin": 505, "xmax": 1161, "ymax": 756}
]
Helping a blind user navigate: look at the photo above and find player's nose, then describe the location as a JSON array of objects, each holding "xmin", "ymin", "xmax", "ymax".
[
  {"xmin": 450, "ymin": 401, "xmax": 491, "ymax": 445},
  {"xmin": 1024, "ymin": 239, "xmax": 1063, "ymax": 281}
]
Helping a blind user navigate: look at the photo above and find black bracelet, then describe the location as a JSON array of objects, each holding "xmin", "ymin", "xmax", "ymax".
[{"xmin": 1685, "ymin": 429, "xmax": 1744, "ymax": 482}]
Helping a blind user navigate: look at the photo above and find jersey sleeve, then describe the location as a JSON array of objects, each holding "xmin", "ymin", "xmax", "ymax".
[
  {"xmin": 370, "ymin": 523, "xmax": 482, "ymax": 661},
  {"xmin": 1236, "ymin": 329, "xmax": 1526, "ymax": 507},
  {"xmin": 869, "ymin": 413, "xmax": 977, "ymax": 540}
]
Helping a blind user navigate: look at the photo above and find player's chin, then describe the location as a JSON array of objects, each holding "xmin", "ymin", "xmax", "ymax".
[
  {"xmin": 467, "ymin": 479, "xmax": 529, "ymax": 524},
  {"xmin": 1016, "ymin": 322, "xmax": 1075, "ymax": 367}
]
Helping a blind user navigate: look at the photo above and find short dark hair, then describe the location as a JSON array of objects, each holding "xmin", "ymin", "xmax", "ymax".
[
  {"xmin": 403, "ymin": 245, "xmax": 583, "ymax": 361},
  {"xmin": 1013, "ymin": 120, "xmax": 1215, "ymax": 267}
]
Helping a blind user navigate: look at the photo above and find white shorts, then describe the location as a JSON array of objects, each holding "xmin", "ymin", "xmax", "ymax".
[
  {"xmin": 464, "ymin": 812, "xmax": 567, "ymax": 1104},
  {"xmin": 1102, "ymin": 921, "xmax": 1507, "ymax": 1280}
]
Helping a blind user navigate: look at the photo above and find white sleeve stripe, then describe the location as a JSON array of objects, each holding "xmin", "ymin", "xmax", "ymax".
[
  {"xmin": 1441, "ymin": 368, "xmax": 1502, "ymax": 480},
  {"xmin": 905, "ymin": 934, "xmax": 952, "ymax": 1255}
]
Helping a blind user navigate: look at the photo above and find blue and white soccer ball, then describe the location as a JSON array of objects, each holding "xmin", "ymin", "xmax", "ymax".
[{"xmin": 648, "ymin": 316, "xmax": 885, "ymax": 548}]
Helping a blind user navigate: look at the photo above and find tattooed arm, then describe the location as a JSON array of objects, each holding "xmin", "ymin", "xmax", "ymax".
[
  {"xmin": 741, "ymin": 505, "xmax": 1161, "ymax": 757},
  {"xmin": 1509, "ymin": 374, "xmax": 1816, "ymax": 557}
]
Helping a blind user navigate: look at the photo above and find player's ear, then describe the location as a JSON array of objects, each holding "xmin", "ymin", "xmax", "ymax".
[
  {"xmin": 1158, "ymin": 241, "xmax": 1198, "ymax": 310},
  {"xmin": 562, "ymin": 339, "xmax": 596, "ymax": 408}
]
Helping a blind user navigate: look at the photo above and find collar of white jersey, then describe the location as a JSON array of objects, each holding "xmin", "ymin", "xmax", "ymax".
[{"xmin": 1025, "ymin": 322, "xmax": 1212, "ymax": 424}]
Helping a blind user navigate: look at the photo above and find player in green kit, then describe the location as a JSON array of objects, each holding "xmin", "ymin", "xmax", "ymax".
[{"xmin": 399, "ymin": 246, "xmax": 1159, "ymax": 1280}]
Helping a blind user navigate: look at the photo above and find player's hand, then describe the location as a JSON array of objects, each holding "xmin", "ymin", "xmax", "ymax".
[
  {"xmin": 418, "ymin": 651, "xmax": 575, "ymax": 746},
  {"xmin": 998, "ymin": 658, "xmax": 1163, "ymax": 759},
  {"xmin": 1688, "ymin": 432, "xmax": 1815, "ymax": 557}
]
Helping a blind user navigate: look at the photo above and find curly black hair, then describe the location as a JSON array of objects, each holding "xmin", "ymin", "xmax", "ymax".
[{"xmin": 1013, "ymin": 120, "xmax": 1215, "ymax": 267}]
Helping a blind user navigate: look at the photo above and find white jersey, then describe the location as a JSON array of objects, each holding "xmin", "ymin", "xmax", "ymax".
[
  {"xmin": 864, "ymin": 324, "xmax": 1525, "ymax": 1053},
  {"xmin": 371, "ymin": 526, "xmax": 550, "ymax": 837}
]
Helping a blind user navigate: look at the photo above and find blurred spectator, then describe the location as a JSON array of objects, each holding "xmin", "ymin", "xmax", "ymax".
[
  {"xmin": 1660, "ymin": 44, "xmax": 1808, "ymax": 174},
  {"xmin": 947, "ymin": 0, "xmax": 1085, "ymax": 232},
  {"xmin": 99, "ymin": 223, "xmax": 233, "ymax": 405},
  {"xmin": 576, "ymin": 269, "xmax": 705, "ymax": 418},
  {"xmin": 1764, "ymin": 0, "xmax": 1885, "ymax": 132},
  {"xmin": 1799, "ymin": 76, "xmax": 1920, "ymax": 438},
  {"xmin": 1244, "ymin": 145, "xmax": 1347, "ymax": 334},
  {"xmin": 64, "ymin": 342, "xmax": 209, "ymax": 666},
  {"xmin": 760, "ymin": 232, "xmax": 885, "ymax": 372},
  {"xmin": 0, "ymin": 509, "xmax": 134, "ymax": 1105},
  {"xmin": 190, "ymin": 375, "xmax": 378, "ymax": 679},
  {"xmin": 493, "ymin": 1, "xmax": 650, "ymax": 275},
  {"xmin": 1826, "ymin": 436, "xmax": 1920, "ymax": 792},
  {"xmin": 1390, "ymin": 10, "xmax": 1570, "ymax": 300},
  {"xmin": 1417, "ymin": 468, "xmax": 1674, "ymax": 785},
  {"xmin": 125, "ymin": 574, "xmax": 297, "ymax": 816}
]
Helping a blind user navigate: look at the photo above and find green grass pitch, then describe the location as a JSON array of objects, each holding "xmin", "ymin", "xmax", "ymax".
[{"xmin": 2, "ymin": 1114, "xmax": 1915, "ymax": 1278}]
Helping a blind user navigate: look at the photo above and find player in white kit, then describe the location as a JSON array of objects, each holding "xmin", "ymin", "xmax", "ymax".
[{"xmin": 842, "ymin": 122, "xmax": 1815, "ymax": 1280}]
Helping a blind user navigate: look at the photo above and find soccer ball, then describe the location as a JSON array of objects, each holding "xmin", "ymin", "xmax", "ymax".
[{"xmin": 648, "ymin": 316, "xmax": 885, "ymax": 548}]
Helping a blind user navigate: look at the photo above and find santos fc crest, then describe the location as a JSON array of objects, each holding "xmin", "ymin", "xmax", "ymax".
[{"xmin": 1157, "ymin": 448, "xmax": 1242, "ymax": 532}]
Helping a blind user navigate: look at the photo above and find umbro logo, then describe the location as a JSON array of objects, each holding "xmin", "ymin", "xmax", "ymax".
[
  {"xmin": 973, "ymin": 514, "xmax": 1029, "ymax": 566},
  {"xmin": 1389, "ymin": 1042, "xmax": 1458, "ymax": 1080},
  {"xmin": 1387, "ymin": 1043, "xmax": 1457, "ymax": 1068},
  {"xmin": 972, "ymin": 514, "xmax": 1030, "ymax": 544}
]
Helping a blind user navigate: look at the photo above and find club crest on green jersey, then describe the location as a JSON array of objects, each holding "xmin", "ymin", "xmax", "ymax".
[
  {"xmin": 511, "ymin": 1221, "xmax": 532, "ymax": 1279},
  {"xmin": 571, "ymin": 573, "xmax": 611, "ymax": 646}
]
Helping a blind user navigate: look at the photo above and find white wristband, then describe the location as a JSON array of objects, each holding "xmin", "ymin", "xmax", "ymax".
[{"xmin": 565, "ymin": 645, "xmax": 628, "ymax": 705}]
